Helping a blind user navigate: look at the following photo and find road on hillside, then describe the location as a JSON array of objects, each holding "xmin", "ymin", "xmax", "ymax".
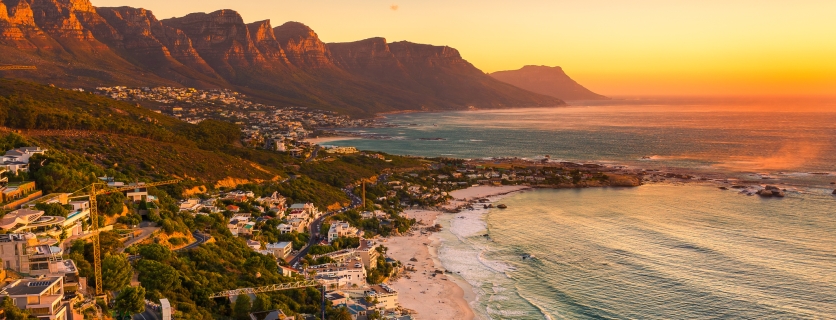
[
  {"xmin": 288, "ymin": 176, "xmax": 385, "ymax": 267},
  {"xmin": 306, "ymin": 145, "xmax": 320, "ymax": 162}
]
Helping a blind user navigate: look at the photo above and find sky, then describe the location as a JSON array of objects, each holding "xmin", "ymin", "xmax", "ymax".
[{"xmin": 92, "ymin": 0, "xmax": 836, "ymax": 97}]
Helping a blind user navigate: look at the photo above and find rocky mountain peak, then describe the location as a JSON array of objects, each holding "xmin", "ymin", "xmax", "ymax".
[
  {"xmin": 273, "ymin": 21, "xmax": 332, "ymax": 68},
  {"xmin": 163, "ymin": 9, "xmax": 266, "ymax": 73}
]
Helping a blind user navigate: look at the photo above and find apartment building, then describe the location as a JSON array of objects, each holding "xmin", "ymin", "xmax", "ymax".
[{"xmin": 0, "ymin": 276, "xmax": 69, "ymax": 319}]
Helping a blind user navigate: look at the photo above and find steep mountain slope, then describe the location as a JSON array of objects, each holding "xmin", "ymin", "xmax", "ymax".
[
  {"xmin": 490, "ymin": 65, "xmax": 608, "ymax": 100},
  {"xmin": 328, "ymin": 38, "xmax": 563, "ymax": 109},
  {"xmin": 0, "ymin": 0, "xmax": 564, "ymax": 116}
]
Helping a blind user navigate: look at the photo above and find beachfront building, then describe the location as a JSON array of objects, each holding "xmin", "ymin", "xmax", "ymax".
[
  {"xmin": 0, "ymin": 276, "xmax": 69, "ymax": 319},
  {"xmin": 356, "ymin": 239, "xmax": 381, "ymax": 270},
  {"xmin": 305, "ymin": 258, "xmax": 367, "ymax": 289},
  {"xmin": 322, "ymin": 145, "xmax": 358, "ymax": 154},
  {"xmin": 327, "ymin": 221, "xmax": 363, "ymax": 243},
  {"xmin": 360, "ymin": 210, "xmax": 388, "ymax": 220},
  {"xmin": 365, "ymin": 284, "xmax": 399, "ymax": 311}
]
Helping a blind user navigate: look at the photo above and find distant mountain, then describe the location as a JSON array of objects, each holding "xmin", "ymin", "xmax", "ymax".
[
  {"xmin": 490, "ymin": 65, "xmax": 608, "ymax": 100},
  {"xmin": 0, "ymin": 0, "xmax": 564, "ymax": 116}
]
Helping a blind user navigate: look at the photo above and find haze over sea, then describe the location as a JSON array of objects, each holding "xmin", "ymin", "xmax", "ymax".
[{"xmin": 331, "ymin": 98, "xmax": 836, "ymax": 319}]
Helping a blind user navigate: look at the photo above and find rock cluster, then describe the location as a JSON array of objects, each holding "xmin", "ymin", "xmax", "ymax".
[{"xmin": 757, "ymin": 186, "xmax": 785, "ymax": 198}]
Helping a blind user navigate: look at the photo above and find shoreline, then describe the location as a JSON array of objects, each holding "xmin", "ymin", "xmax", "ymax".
[
  {"xmin": 387, "ymin": 185, "xmax": 531, "ymax": 319},
  {"xmin": 304, "ymin": 136, "xmax": 360, "ymax": 144}
]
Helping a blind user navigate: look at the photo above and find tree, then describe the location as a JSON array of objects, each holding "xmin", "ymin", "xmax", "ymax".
[
  {"xmin": 102, "ymin": 254, "xmax": 132, "ymax": 291},
  {"xmin": 97, "ymin": 192, "xmax": 127, "ymax": 216},
  {"xmin": 35, "ymin": 202, "xmax": 70, "ymax": 218},
  {"xmin": 368, "ymin": 310, "xmax": 382, "ymax": 320},
  {"xmin": 252, "ymin": 294, "xmax": 272, "ymax": 312},
  {"xmin": 232, "ymin": 294, "xmax": 252, "ymax": 320},
  {"xmin": 333, "ymin": 307, "xmax": 353, "ymax": 320},
  {"xmin": 137, "ymin": 243, "xmax": 172, "ymax": 262},
  {"xmin": 115, "ymin": 286, "xmax": 146, "ymax": 317},
  {"xmin": 135, "ymin": 260, "xmax": 180, "ymax": 292},
  {"xmin": 1, "ymin": 296, "xmax": 30, "ymax": 320}
]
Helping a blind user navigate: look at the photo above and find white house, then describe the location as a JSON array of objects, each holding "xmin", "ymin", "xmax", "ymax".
[
  {"xmin": 1, "ymin": 147, "xmax": 46, "ymax": 174},
  {"xmin": 328, "ymin": 221, "xmax": 363, "ymax": 243},
  {"xmin": 266, "ymin": 241, "xmax": 293, "ymax": 259}
]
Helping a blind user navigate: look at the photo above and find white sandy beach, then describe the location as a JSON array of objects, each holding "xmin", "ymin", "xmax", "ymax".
[
  {"xmin": 305, "ymin": 136, "xmax": 359, "ymax": 145},
  {"xmin": 385, "ymin": 185, "xmax": 531, "ymax": 319}
]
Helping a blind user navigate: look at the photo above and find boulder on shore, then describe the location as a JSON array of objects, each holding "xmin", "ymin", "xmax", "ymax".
[{"xmin": 832, "ymin": 189, "xmax": 836, "ymax": 195}]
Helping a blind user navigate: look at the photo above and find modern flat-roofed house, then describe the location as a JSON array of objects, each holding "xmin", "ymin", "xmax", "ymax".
[
  {"xmin": 305, "ymin": 258, "xmax": 367, "ymax": 289},
  {"xmin": 266, "ymin": 242, "xmax": 293, "ymax": 259},
  {"xmin": 123, "ymin": 183, "xmax": 149, "ymax": 202},
  {"xmin": 1, "ymin": 147, "xmax": 46, "ymax": 174},
  {"xmin": 365, "ymin": 284, "xmax": 399, "ymax": 311},
  {"xmin": 0, "ymin": 276, "xmax": 69, "ymax": 319}
]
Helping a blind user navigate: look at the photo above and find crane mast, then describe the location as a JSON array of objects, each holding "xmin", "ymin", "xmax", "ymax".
[{"xmin": 79, "ymin": 179, "xmax": 181, "ymax": 297}]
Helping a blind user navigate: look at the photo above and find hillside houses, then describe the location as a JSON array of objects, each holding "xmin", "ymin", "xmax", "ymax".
[{"xmin": 1, "ymin": 147, "xmax": 46, "ymax": 174}]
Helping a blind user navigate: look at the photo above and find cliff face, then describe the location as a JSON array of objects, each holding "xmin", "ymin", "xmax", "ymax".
[
  {"xmin": 96, "ymin": 7, "xmax": 221, "ymax": 80},
  {"xmin": 0, "ymin": 3, "xmax": 565, "ymax": 116},
  {"xmin": 490, "ymin": 65, "xmax": 608, "ymax": 100},
  {"xmin": 162, "ymin": 10, "xmax": 267, "ymax": 76},
  {"xmin": 246, "ymin": 19, "xmax": 290, "ymax": 66},
  {"xmin": 273, "ymin": 21, "xmax": 333, "ymax": 68},
  {"xmin": 0, "ymin": 0, "xmax": 37, "ymax": 44}
]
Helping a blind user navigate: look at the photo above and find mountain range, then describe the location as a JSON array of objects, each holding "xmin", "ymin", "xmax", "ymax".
[
  {"xmin": 0, "ymin": 0, "xmax": 576, "ymax": 116},
  {"xmin": 490, "ymin": 65, "xmax": 608, "ymax": 100}
]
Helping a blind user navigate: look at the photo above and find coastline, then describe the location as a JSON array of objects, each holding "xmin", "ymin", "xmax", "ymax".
[
  {"xmin": 304, "ymin": 136, "xmax": 360, "ymax": 144},
  {"xmin": 387, "ymin": 185, "xmax": 531, "ymax": 319}
]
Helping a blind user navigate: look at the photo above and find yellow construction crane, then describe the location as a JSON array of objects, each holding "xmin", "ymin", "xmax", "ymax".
[
  {"xmin": 359, "ymin": 177, "xmax": 376, "ymax": 208},
  {"xmin": 74, "ymin": 179, "xmax": 181, "ymax": 297},
  {"xmin": 0, "ymin": 65, "xmax": 37, "ymax": 71}
]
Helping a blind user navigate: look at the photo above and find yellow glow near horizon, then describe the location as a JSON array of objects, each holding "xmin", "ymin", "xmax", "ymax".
[{"xmin": 91, "ymin": 0, "xmax": 836, "ymax": 97}]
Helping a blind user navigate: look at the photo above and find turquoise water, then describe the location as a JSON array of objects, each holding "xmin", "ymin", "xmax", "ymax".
[
  {"xmin": 440, "ymin": 186, "xmax": 836, "ymax": 319},
  {"xmin": 331, "ymin": 102, "xmax": 836, "ymax": 188},
  {"xmin": 327, "ymin": 103, "xmax": 836, "ymax": 318}
]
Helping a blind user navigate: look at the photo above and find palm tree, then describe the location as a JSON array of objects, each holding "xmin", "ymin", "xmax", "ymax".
[{"xmin": 333, "ymin": 307, "xmax": 353, "ymax": 320}]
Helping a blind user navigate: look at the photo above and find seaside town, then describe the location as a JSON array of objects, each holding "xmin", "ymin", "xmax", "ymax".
[
  {"xmin": 91, "ymin": 86, "xmax": 382, "ymax": 150},
  {"xmin": 0, "ymin": 85, "xmax": 804, "ymax": 319},
  {"xmin": 0, "ymin": 129, "xmax": 676, "ymax": 320}
]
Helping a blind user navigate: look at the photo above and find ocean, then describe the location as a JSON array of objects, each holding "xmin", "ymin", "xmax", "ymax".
[{"xmin": 329, "ymin": 100, "xmax": 836, "ymax": 319}]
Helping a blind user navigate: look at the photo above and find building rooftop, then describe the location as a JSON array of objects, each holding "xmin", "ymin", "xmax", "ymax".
[
  {"xmin": 1, "ymin": 277, "xmax": 61, "ymax": 296},
  {"xmin": 249, "ymin": 309, "xmax": 287, "ymax": 320}
]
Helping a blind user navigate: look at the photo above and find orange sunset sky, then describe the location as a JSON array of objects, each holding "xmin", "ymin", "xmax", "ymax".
[{"xmin": 93, "ymin": 0, "xmax": 836, "ymax": 97}]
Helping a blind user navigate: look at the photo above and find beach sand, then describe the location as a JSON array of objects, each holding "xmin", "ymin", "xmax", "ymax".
[
  {"xmin": 386, "ymin": 209, "xmax": 475, "ymax": 320},
  {"xmin": 305, "ymin": 136, "xmax": 358, "ymax": 144},
  {"xmin": 386, "ymin": 186, "xmax": 531, "ymax": 319}
]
